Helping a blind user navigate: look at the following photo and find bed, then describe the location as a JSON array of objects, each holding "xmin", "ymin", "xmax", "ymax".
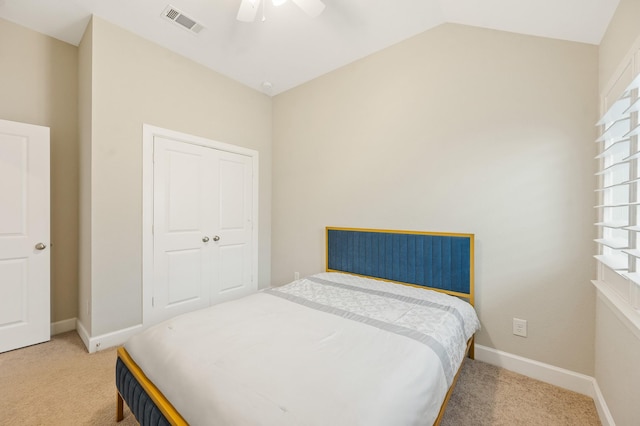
[{"xmin": 116, "ymin": 227, "xmax": 479, "ymax": 426}]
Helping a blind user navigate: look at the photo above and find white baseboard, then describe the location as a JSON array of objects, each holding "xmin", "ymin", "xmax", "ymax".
[
  {"xmin": 76, "ymin": 319, "xmax": 90, "ymax": 351},
  {"xmin": 592, "ymin": 379, "xmax": 616, "ymax": 426},
  {"xmin": 51, "ymin": 318, "xmax": 76, "ymax": 335},
  {"xmin": 475, "ymin": 345, "xmax": 615, "ymax": 425},
  {"xmin": 75, "ymin": 320, "xmax": 143, "ymax": 353},
  {"xmin": 475, "ymin": 344, "xmax": 594, "ymax": 395}
]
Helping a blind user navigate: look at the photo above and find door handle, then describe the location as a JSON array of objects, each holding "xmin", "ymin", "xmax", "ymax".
[
  {"xmin": 35, "ymin": 243, "xmax": 47, "ymax": 250},
  {"xmin": 212, "ymin": 235, "xmax": 220, "ymax": 242},
  {"xmin": 202, "ymin": 236, "xmax": 210, "ymax": 243}
]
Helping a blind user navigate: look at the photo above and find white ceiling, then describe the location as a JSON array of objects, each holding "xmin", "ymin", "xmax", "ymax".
[{"xmin": 0, "ymin": 0, "xmax": 620, "ymax": 95}]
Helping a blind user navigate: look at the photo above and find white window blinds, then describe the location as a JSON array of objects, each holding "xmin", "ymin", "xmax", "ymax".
[{"xmin": 596, "ymin": 72, "xmax": 640, "ymax": 304}]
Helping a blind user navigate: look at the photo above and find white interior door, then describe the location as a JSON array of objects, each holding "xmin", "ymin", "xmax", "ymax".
[
  {"xmin": 151, "ymin": 133, "xmax": 256, "ymax": 323},
  {"xmin": 0, "ymin": 119, "xmax": 50, "ymax": 353}
]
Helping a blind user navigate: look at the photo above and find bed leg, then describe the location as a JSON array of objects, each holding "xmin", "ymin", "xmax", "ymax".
[
  {"xmin": 116, "ymin": 392, "xmax": 124, "ymax": 422},
  {"xmin": 468, "ymin": 336, "xmax": 475, "ymax": 360}
]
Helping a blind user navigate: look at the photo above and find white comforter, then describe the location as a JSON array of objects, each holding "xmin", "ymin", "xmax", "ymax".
[{"xmin": 125, "ymin": 272, "xmax": 480, "ymax": 426}]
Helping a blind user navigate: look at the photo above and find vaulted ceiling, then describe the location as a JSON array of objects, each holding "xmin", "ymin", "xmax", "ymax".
[{"xmin": 0, "ymin": 0, "xmax": 619, "ymax": 95}]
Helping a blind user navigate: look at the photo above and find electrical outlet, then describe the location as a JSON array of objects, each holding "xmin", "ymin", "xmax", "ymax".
[
  {"xmin": 513, "ymin": 318, "xmax": 527, "ymax": 337},
  {"xmin": 294, "ymin": 272, "xmax": 300, "ymax": 280}
]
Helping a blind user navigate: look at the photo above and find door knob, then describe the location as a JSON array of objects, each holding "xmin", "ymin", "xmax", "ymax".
[
  {"xmin": 35, "ymin": 243, "xmax": 46, "ymax": 250},
  {"xmin": 202, "ymin": 236, "xmax": 210, "ymax": 243},
  {"xmin": 212, "ymin": 235, "xmax": 220, "ymax": 242}
]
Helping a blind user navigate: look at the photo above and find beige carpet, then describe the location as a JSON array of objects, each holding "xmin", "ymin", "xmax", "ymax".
[
  {"xmin": 0, "ymin": 331, "xmax": 600, "ymax": 425},
  {"xmin": 440, "ymin": 358, "xmax": 601, "ymax": 426}
]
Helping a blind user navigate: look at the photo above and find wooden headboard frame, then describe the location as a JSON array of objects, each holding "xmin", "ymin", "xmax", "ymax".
[{"xmin": 326, "ymin": 227, "xmax": 475, "ymax": 306}]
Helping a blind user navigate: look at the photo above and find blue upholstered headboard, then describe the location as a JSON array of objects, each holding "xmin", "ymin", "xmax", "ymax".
[{"xmin": 326, "ymin": 227, "xmax": 475, "ymax": 305}]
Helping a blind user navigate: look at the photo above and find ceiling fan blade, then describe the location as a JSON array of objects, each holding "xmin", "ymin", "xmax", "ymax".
[
  {"xmin": 291, "ymin": 0, "xmax": 325, "ymax": 18},
  {"xmin": 237, "ymin": 0, "xmax": 261, "ymax": 22}
]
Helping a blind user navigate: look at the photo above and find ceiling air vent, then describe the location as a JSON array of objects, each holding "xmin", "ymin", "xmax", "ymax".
[{"xmin": 162, "ymin": 5, "xmax": 204, "ymax": 34}]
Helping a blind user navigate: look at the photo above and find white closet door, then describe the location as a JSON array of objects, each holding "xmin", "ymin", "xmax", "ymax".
[
  {"xmin": 152, "ymin": 136, "xmax": 216, "ymax": 324},
  {"xmin": 211, "ymin": 150, "xmax": 254, "ymax": 304},
  {"xmin": 151, "ymin": 134, "xmax": 255, "ymax": 324},
  {"xmin": 0, "ymin": 119, "xmax": 50, "ymax": 353}
]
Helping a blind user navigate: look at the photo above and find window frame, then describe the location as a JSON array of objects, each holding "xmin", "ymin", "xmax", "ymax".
[{"xmin": 594, "ymin": 49, "xmax": 640, "ymax": 339}]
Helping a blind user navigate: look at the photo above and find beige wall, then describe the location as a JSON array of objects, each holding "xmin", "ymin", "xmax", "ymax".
[
  {"xmin": 80, "ymin": 17, "xmax": 272, "ymax": 336},
  {"xmin": 595, "ymin": 296, "xmax": 640, "ymax": 425},
  {"xmin": 272, "ymin": 23, "xmax": 598, "ymax": 375},
  {"xmin": 0, "ymin": 9, "xmax": 616, "ymax": 392},
  {"xmin": 0, "ymin": 18, "xmax": 79, "ymax": 324},
  {"xmin": 596, "ymin": 1, "xmax": 640, "ymax": 424},
  {"xmin": 77, "ymin": 18, "xmax": 93, "ymax": 332},
  {"xmin": 598, "ymin": 0, "xmax": 640, "ymax": 90}
]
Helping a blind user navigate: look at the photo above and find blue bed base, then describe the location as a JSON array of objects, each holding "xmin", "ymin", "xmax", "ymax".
[{"xmin": 116, "ymin": 357, "xmax": 170, "ymax": 425}]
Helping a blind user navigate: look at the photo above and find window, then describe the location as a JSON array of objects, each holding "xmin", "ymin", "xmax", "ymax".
[{"xmin": 596, "ymin": 71, "xmax": 640, "ymax": 315}]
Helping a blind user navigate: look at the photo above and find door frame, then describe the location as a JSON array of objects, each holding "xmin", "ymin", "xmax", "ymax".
[{"xmin": 142, "ymin": 124, "xmax": 259, "ymax": 326}]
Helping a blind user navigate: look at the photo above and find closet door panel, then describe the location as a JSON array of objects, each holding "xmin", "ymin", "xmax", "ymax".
[
  {"xmin": 152, "ymin": 137, "xmax": 214, "ymax": 323},
  {"xmin": 211, "ymin": 151, "xmax": 254, "ymax": 303}
]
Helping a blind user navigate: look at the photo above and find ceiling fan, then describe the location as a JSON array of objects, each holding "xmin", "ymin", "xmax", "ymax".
[{"xmin": 237, "ymin": 0, "xmax": 326, "ymax": 22}]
